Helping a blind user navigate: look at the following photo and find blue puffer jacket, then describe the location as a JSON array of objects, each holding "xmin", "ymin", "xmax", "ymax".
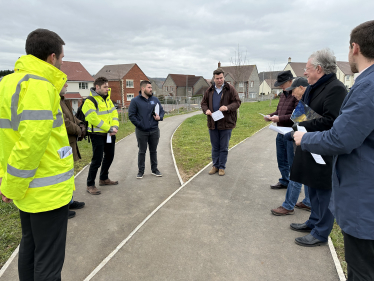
[
  {"xmin": 301, "ymin": 64, "xmax": 374, "ymax": 240},
  {"xmin": 128, "ymin": 93, "xmax": 164, "ymax": 132}
]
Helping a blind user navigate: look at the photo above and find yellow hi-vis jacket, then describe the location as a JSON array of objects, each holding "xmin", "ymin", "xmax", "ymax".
[
  {"xmin": 0, "ymin": 55, "xmax": 74, "ymax": 213},
  {"xmin": 82, "ymin": 88, "xmax": 119, "ymax": 133}
]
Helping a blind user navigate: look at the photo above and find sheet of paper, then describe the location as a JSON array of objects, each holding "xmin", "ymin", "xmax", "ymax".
[
  {"xmin": 107, "ymin": 133, "xmax": 112, "ymax": 143},
  {"xmin": 269, "ymin": 124, "xmax": 293, "ymax": 135},
  {"xmin": 297, "ymin": 125, "xmax": 326, "ymax": 165},
  {"xmin": 57, "ymin": 146, "xmax": 72, "ymax": 159},
  {"xmin": 211, "ymin": 110, "xmax": 224, "ymax": 121},
  {"xmin": 155, "ymin": 103, "xmax": 160, "ymax": 116}
]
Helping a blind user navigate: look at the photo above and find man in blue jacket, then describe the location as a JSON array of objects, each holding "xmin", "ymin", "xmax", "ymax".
[
  {"xmin": 294, "ymin": 20, "xmax": 374, "ymax": 280},
  {"xmin": 129, "ymin": 80, "xmax": 164, "ymax": 179}
]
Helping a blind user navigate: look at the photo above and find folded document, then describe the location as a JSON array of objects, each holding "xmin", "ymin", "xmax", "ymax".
[
  {"xmin": 57, "ymin": 146, "xmax": 72, "ymax": 159},
  {"xmin": 269, "ymin": 124, "xmax": 293, "ymax": 135}
]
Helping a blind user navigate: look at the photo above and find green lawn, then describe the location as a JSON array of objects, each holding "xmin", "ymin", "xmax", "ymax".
[{"xmin": 173, "ymin": 100, "xmax": 347, "ymax": 277}]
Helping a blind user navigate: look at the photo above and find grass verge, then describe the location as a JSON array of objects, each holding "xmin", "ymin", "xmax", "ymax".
[{"xmin": 173, "ymin": 100, "xmax": 347, "ymax": 277}]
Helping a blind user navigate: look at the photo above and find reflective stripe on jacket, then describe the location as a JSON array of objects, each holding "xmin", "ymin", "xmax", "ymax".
[
  {"xmin": 0, "ymin": 55, "xmax": 74, "ymax": 213},
  {"xmin": 82, "ymin": 88, "xmax": 119, "ymax": 133}
]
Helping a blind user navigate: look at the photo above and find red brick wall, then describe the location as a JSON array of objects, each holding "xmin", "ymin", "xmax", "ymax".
[{"xmin": 105, "ymin": 64, "xmax": 148, "ymax": 108}]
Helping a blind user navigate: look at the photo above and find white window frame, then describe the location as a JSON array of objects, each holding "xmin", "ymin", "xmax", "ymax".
[
  {"xmin": 250, "ymin": 81, "xmax": 254, "ymax": 88},
  {"xmin": 345, "ymin": 75, "xmax": 350, "ymax": 81},
  {"xmin": 126, "ymin": 80, "xmax": 134, "ymax": 88},
  {"xmin": 127, "ymin": 93, "xmax": 134, "ymax": 101},
  {"xmin": 239, "ymin": 82, "xmax": 244, "ymax": 88},
  {"xmin": 79, "ymin": 82, "xmax": 88, "ymax": 89}
]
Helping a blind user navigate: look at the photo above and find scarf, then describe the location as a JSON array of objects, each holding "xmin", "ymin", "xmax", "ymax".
[{"xmin": 302, "ymin": 73, "xmax": 335, "ymax": 105}]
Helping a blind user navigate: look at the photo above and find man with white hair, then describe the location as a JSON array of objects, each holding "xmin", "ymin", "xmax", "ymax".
[{"xmin": 289, "ymin": 48, "xmax": 346, "ymax": 247}]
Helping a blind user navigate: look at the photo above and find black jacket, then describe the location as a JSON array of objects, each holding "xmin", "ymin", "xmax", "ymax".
[{"xmin": 290, "ymin": 74, "xmax": 346, "ymax": 190}]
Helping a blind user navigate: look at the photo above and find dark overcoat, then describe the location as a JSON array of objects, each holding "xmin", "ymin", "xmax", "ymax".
[{"xmin": 290, "ymin": 74, "xmax": 346, "ymax": 189}]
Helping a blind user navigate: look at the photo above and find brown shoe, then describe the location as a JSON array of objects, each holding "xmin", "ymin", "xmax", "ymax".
[
  {"xmin": 87, "ymin": 186, "xmax": 101, "ymax": 195},
  {"xmin": 271, "ymin": 206, "xmax": 294, "ymax": 216},
  {"xmin": 99, "ymin": 179, "xmax": 119, "ymax": 186},
  {"xmin": 295, "ymin": 202, "xmax": 311, "ymax": 212},
  {"xmin": 218, "ymin": 169, "xmax": 225, "ymax": 176},
  {"xmin": 208, "ymin": 167, "xmax": 218, "ymax": 175}
]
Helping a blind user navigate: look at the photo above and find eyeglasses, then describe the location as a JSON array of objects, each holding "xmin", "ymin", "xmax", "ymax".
[{"xmin": 304, "ymin": 65, "xmax": 319, "ymax": 72}]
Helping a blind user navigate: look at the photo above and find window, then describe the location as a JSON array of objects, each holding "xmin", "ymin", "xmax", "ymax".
[
  {"xmin": 227, "ymin": 81, "xmax": 231, "ymax": 84},
  {"xmin": 126, "ymin": 80, "xmax": 134, "ymax": 88},
  {"xmin": 127, "ymin": 94, "xmax": 134, "ymax": 101},
  {"xmin": 170, "ymin": 86, "xmax": 174, "ymax": 92},
  {"xmin": 79, "ymin": 82, "xmax": 88, "ymax": 89},
  {"xmin": 165, "ymin": 86, "xmax": 168, "ymax": 91},
  {"xmin": 250, "ymin": 81, "xmax": 254, "ymax": 88},
  {"xmin": 239, "ymin": 82, "xmax": 244, "ymax": 88},
  {"xmin": 345, "ymin": 75, "xmax": 350, "ymax": 81}
]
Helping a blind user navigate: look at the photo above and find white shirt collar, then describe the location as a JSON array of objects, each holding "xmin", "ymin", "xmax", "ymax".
[{"xmin": 354, "ymin": 65, "xmax": 371, "ymax": 81}]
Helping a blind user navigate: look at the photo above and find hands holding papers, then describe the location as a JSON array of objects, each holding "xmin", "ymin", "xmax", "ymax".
[
  {"xmin": 211, "ymin": 110, "xmax": 224, "ymax": 121},
  {"xmin": 295, "ymin": 126, "xmax": 326, "ymax": 165}
]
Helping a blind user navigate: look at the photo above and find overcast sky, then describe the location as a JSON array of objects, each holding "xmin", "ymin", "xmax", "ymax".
[{"xmin": 0, "ymin": 0, "xmax": 373, "ymax": 78}]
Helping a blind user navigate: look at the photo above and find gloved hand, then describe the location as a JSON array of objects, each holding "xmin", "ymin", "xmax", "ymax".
[
  {"xmin": 284, "ymin": 131, "xmax": 295, "ymax": 142},
  {"xmin": 78, "ymin": 124, "xmax": 87, "ymax": 141}
]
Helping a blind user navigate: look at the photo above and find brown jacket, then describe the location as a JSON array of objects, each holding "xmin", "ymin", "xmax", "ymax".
[
  {"xmin": 60, "ymin": 96, "xmax": 82, "ymax": 161},
  {"xmin": 201, "ymin": 82, "xmax": 241, "ymax": 130}
]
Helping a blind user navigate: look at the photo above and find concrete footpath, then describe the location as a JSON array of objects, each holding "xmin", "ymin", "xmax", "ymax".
[{"xmin": 1, "ymin": 112, "xmax": 339, "ymax": 281}]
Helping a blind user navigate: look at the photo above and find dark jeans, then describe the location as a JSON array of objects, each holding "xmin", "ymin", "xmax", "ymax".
[
  {"xmin": 305, "ymin": 187, "xmax": 334, "ymax": 242},
  {"xmin": 276, "ymin": 133, "xmax": 295, "ymax": 186},
  {"xmin": 87, "ymin": 134, "xmax": 116, "ymax": 186},
  {"xmin": 18, "ymin": 204, "xmax": 69, "ymax": 281},
  {"xmin": 135, "ymin": 128, "xmax": 160, "ymax": 173},
  {"xmin": 209, "ymin": 127, "xmax": 232, "ymax": 170},
  {"xmin": 343, "ymin": 231, "xmax": 374, "ymax": 281}
]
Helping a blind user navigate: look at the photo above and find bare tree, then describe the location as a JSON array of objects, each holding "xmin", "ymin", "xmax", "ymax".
[{"xmin": 230, "ymin": 44, "xmax": 250, "ymax": 99}]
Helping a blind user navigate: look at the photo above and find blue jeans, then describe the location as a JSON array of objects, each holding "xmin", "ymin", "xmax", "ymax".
[
  {"xmin": 209, "ymin": 127, "xmax": 232, "ymax": 170},
  {"xmin": 282, "ymin": 183, "xmax": 310, "ymax": 210},
  {"xmin": 276, "ymin": 133, "xmax": 295, "ymax": 186},
  {"xmin": 305, "ymin": 186, "xmax": 334, "ymax": 242}
]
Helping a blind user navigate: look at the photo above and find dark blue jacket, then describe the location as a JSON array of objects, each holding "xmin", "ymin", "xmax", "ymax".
[
  {"xmin": 128, "ymin": 93, "xmax": 164, "ymax": 132},
  {"xmin": 301, "ymin": 64, "xmax": 374, "ymax": 240}
]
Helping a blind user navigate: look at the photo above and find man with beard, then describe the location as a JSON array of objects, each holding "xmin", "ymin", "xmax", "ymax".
[
  {"xmin": 294, "ymin": 21, "xmax": 374, "ymax": 280},
  {"xmin": 83, "ymin": 77, "xmax": 119, "ymax": 195},
  {"xmin": 129, "ymin": 80, "xmax": 164, "ymax": 179},
  {"xmin": 0, "ymin": 28, "xmax": 74, "ymax": 281}
]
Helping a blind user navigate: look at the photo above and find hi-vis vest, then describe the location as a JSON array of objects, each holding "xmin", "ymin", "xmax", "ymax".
[
  {"xmin": 82, "ymin": 88, "xmax": 119, "ymax": 133},
  {"xmin": 0, "ymin": 55, "xmax": 74, "ymax": 213}
]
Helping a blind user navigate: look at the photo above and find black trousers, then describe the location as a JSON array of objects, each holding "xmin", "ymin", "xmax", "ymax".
[
  {"xmin": 87, "ymin": 134, "xmax": 116, "ymax": 186},
  {"xmin": 135, "ymin": 128, "xmax": 159, "ymax": 173},
  {"xmin": 343, "ymin": 231, "xmax": 374, "ymax": 281},
  {"xmin": 18, "ymin": 204, "xmax": 69, "ymax": 281}
]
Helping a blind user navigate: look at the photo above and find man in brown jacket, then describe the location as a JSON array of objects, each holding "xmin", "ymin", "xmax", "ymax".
[
  {"xmin": 60, "ymin": 83, "xmax": 86, "ymax": 218},
  {"xmin": 201, "ymin": 68, "xmax": 241, "ymax": 176}
]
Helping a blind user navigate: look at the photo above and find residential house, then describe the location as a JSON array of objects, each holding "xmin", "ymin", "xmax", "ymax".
[
  {"xmin": 258, "ymin": 71, "xmax": 283, "ymax": 96},
  {"xmin": 336, "ymin": 61, "xmax": 355, "ymax": 90},
  {"xmin": 94, "ymin": 63, "xmax": 148, "ymax": 107},
  {"xmin": 60, "ymin": 61, "xmax": 94, "ymax": 112},
  {"xmin": 148, "ymin": 77, "xmax": 165, "ymax": 97},
  {"xmin": 162, "ymin": 74, "xmax": 210, "ymax": 98},
  {"xmin": 218, "ymin": 62, "xmax": 260, "ymax": 99},
  {"xmin": 283, "ymin": 57, "xmax": 306, "ymax": 78}
]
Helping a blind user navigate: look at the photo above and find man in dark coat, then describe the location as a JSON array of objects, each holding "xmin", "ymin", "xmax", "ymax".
[
  {"xmin": 60, "ymin": 83, "xmax": 86, "ymax": 218},
  {"xmin": 289, "ymin": 49, "xmax": 346, "ymax": 247},
  {"xmin": 201, "ymin": 68, "xmax": 241, "ymax": 176},
  {"xmin": 294, "ymin": 21, "xmax": 374, "ymax": 280}
]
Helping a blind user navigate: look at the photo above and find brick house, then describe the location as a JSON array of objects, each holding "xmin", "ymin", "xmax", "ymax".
[
  {"xmin": 162, "ymin": 74, "xmax": 210, "ymax": 98},
  {"xmin": 94, "ymin": 64, "xmax": 148, "ymax": 108},
  {"xmin": 218, "ymin": 62, "xmax": 260, "ymax": 99},
  {"xmin": 60, "ymin": 61, "xmax": 94, "ymax": 112}
]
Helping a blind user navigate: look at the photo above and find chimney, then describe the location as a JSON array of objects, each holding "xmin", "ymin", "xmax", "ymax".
[
  {"xmin": 288, "ymin": 57, "xmax": 291, "ymax": 63},
  {"xmin": 218, "ymin": 61, "xmax": 221, "ymax": 68}
]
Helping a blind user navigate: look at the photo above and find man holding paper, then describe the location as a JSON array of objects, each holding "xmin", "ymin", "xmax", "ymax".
[
  {"xmin": 294, "ymin": 21, "xmax": 374, "ymax": 279},
  {"xmin": 201, "ymin": 68, "xmax": 241, "ymax": 176},
  {"xmin": 83, "ymin": 77, "xmax": 119, "ymax": 195},
  {"xmin": 129, "ymin": 80, "xmax": 164, "ymax": 179}
]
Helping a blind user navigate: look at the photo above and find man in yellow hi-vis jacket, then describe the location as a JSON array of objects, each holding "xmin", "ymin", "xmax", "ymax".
[
  {"xmin": 83, "ymin": 76, "xmax": 119, "ymax": 195},
  {"xmin": 0, "ymin": 29, "xmax": 74, "ymax": 281}
]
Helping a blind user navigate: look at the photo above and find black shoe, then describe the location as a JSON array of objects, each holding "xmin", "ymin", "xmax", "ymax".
[
  {"xmin": 270, "ymin": 182, "xmax": 288, "ymax": 189},
  {"xmin": 69, "ymin": 201, "xmax": 85, "ymax": 210},
  {"xmin": 137, "ymin": 172, "xmax": 144, "ymax": 179},
  {"xmin": 68, "ymin": 210, "xmax": 76, "ymax": 219},
  {"xmin": 152, "ymin": 170, "xmax": 162, "ymax": 177},
  {"xmin": 290, "ymin": 223, "xmax": 313, "ymax": 232},
  {"xmin": 295, "ymin": 233, "xmax": 327, "ymax": 247}
]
